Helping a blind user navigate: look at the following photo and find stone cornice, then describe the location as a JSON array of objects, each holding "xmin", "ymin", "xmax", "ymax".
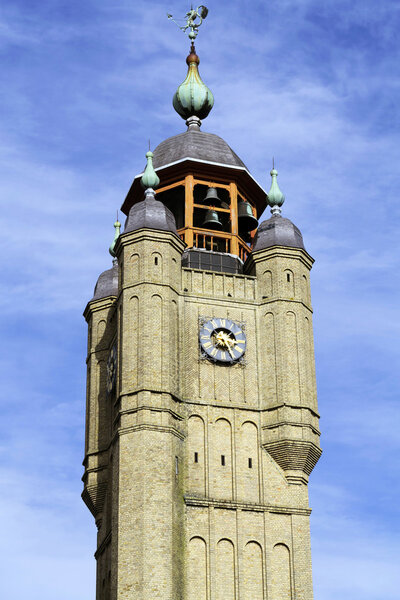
[
  {"xmin": 184, "ymin": 495, "xmax": 312, "ymax": 516},
  {"xmin": 113, "ymin": 423, "xmax": 185, "ymax": 442},
  {"xmin": 83, "ymin": 296, "xmax": 116, "ymax": 321},
  {"xmin": 246, "ymin": 245, "xmax": 314, "ymax": 271},
  {"xmin": 115, "ymin": 227, "xmax": 186, "ymax": 256}
]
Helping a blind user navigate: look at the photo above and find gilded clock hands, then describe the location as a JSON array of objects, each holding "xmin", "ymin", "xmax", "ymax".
[
  {"xmin": 214, "ymin": 330, "xmax": 235, "ymax": 358},
  {"xmin": 199, "ymin": 318, "xmax": 246, "ymax": 364},
  {"xmin": 226, "ymin": 343, "xmax": 235, "ymax": 359}
]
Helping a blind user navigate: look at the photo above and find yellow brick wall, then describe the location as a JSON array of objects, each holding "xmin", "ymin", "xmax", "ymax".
[{"xmin": 83, "ymin": 230, "xmax": 321, "ymax": 600}]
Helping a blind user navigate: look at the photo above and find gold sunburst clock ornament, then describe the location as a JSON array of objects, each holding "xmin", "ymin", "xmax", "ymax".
[{"xmin": 199, "ymin": 318, "xmax": 246, "ymax": 363}]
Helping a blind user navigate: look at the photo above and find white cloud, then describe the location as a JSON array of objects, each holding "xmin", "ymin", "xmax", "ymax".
[{"xmin": 0, "ymin": 1, "xmax": 399, "ymax": 598}]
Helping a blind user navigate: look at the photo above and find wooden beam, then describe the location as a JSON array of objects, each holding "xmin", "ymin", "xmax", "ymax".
[
  {"xmin": 230, "ymin": 183, "xmax": 239, "ymax": 257},
  {"xmin": 185, "ymin": 175, "xmax": 194, "ymax": 248}
]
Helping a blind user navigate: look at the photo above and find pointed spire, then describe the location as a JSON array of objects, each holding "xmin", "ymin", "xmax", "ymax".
[
  {"xmin": 141, "ymin": 150, "xmax": 160, "ymax": 195},
  {"xmin": 109, "ymin": 214, "xmax": 121, "ymax": 258},
  {"xmin": 173, "ymin": 43, "xmax": 214, "ymax": 124},
  {"xmin": 267, "ymin": 161, "xmax": 285, "ymax": 216}
]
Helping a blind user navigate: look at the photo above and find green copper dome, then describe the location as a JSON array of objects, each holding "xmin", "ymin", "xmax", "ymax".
[
  {"xmin": 109, "ymin": 218, "xmax": 121, "ymax": 258},
  {"xmin": 141, "ymin": 151, "xmax": 160, "ymax": 190},
  {"xmin": 267, "ymin": 167, "xmax": 285, "ymax": 215},
  {"xmin": 173, "ymin": 44, "xmax": 214, "ymax": 121}
]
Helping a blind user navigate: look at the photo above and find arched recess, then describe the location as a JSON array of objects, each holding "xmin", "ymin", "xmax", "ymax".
[
  {"xmin": 188, "ymin": 536, "xmax": 208, "ymax": 600},
  {"xmin": 284, "ymin": 311, "xmax": 300, "ymax": 403},
  {"xmin": 129, "ymin": 295, "xmax": 139, "ymax": 388},
  {"xmin": 270, "ymin": 543, "xmax": 292, "ymax": 600},
  {"xmin": 242, "ymin": 541, "xmax": 264, "ymax": 600},
  {"xmin": 97, "ymin": 319, "xmax": 106, "ymax": 342},
  {"xmin": 130, "ymin": 252, "xmax": 140, "ymax": 283},
  {"xmin": 304, "ymin": 315, "xmax": 317, "ymax": 410},
  {"xmin": 237, "ymin": 421, "xmax": 259, "ymax": 503},
  {"xmin": 148, "ymin": 294, "xmax": 163, "ymax": 387},
  {"xmin": 212, "ymin": 418, "xmax": 233, "ymax": 500},
  {"xmin": 85, "ymin": 365, "xmax": 91, "ymax": 454},
  {"xmin": 216, "ymin": 539, "xmax": 235, "ymax": 600},
  {"xmin": 284, "ymin": 269, "xmax": 295, "ymax": 298},
  {"xmin": 301, "ymin": 274, "xmax": 309, "ymax": 305},
  {"xmin": 170, "ymin": 299, "xmax": 178, "ymax": 390},
  {"xmin": 188, "ymin": 415, "xmax": 206, "ymax": 495},
  {"xmin": 152, "ymin": 251, "xmax": 163, "ymax": 280},
  {"xmin": 95, "ymin": 359, "xmax": 106, "ymax": 449},
  {"xmin": 263, "ymin": 311, "xmax": 277, "ymax": 403},
  {"xmin": 262, "ymin": 270, "xmax": 273, "ymax": 297}
]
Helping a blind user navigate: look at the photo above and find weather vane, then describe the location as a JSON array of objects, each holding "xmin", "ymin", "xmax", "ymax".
[{"xmin": 167, "ymin": 5, "xmax": 209, "ymax": 41}]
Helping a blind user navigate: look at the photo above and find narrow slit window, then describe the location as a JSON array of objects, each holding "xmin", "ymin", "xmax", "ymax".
[
  {"xmin": 287, "ymin": 273, "xmax": 291, "ymax": 282},
  {"xmin": 248, "ymin": 457, "xmax": 253, "ymax": 469},
  {"xmin": 154, "ymin": 256, "xmax": 158, "ymax": 265},
  {"xmin": 221, "ymin": 455, "xmax": 225, "ymax": 466},
  {"xmin": 194, "ymin": 452, "xmax": 199, "ymax": 463},
  {"xmin": 175, "ymin": 456, "xmax": 179, "ymax": 475}
]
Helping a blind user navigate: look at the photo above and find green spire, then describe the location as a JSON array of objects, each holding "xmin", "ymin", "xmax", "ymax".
[
  {"xmin": 267, "ymin": 163, "xmax": 285, "ymax": 215},
  {"xmin": 173, "ymin": 44, "xmax": 214, "ymax": 123},
  {"xmin": 141, "ymin": 150, "xmax": 160, "ymax": 191},
  {"xmin": 109, "ymin": 216, "xmax": 121, "ymax": 258}
]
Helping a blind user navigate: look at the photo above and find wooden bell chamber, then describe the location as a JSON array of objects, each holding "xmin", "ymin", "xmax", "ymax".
[{"xmin": 122, "ymin": 157, "xmax": 267, "ymax": 264}]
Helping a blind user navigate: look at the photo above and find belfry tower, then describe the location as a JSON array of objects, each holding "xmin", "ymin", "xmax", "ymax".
[{"xmin": 83, "ymin": 9, "xmax": 321, "ymax": 600}]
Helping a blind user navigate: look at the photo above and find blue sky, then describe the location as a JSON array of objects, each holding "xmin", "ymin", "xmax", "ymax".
[{"xmin": 0, "ymin": 1, "xmax": 399, "ymax": 598}]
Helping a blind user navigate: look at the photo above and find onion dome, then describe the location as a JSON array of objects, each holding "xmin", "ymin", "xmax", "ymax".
[
  {"xmin": 253, "ymin": 166, "xmax": 305, "ymax": 252},
  {"xmin": 124, "ymin": 150, "xmax": 177, "ymax": 234},
  {"xmin": 109, "ymin": 217, "xmax": 121, "ymax": 257},
  {"xmin": 91, "ymin": 220, "xmax": 121, "ymax": 300},
  {"xmin": 267, "ymin": 166, "xmax": 285, "ymax": 215},
  {"xmin": 173, "ymin": 43, "xmax": 214, "ymax": 121},
  {"xmin": 140, "ymin": 151, "xmax": 160, "ymax": 190}
]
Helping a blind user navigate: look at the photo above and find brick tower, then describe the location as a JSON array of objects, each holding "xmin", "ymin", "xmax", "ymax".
[{"xmin": 82, "ymin": 17, "xmax": 321, "ymax": 600}]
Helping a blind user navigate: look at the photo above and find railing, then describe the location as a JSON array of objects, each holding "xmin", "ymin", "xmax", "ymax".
[
  {"xmin": 238, "ymin": 240, "xmax": 250, "ymax": 262},
  {"xmin": 193, "ymin": 231, "xmax": 231, "ymax": 253},
  {"xmin": 178, "ymin": 228, "xmax": 252, "ymax": 262}
]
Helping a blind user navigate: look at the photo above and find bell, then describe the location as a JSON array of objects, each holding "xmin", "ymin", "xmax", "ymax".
[
  {"xmin": 202, "ymin": 208, "xmax": 223, "ymax": 230},
  {"xmin": 203, "ymin": 187, "xmax": 221, "ymax": 206},
  {"xmin": 238, "ymin": 200, "xmax": 258, "ymax": 232}
]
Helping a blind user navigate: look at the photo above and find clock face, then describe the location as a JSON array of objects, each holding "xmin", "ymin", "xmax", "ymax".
[
  {"xmin": 106, "ymin": 344, "xmax": 117, "ymax": 394},
  {"xmin": 199, "ymin": 318, "xmax": 246, "ymax": 364}
]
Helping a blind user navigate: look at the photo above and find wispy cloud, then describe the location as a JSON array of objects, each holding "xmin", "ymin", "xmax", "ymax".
[
  {"xmin": 0, "ymin": 1, "xmax": 399, "ymax": 598},
  {"xmin": 311, "ymin": 482, "xmax": 400, "ymax": 600}
]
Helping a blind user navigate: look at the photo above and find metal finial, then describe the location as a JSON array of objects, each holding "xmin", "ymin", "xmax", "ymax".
[
  {"xmin": 109, "ymin": 215, "xmax": 122, "ymax": 258},
  {"xmin": 267, "ymin": 164, "xmax": 285, "ymax": 216},
  {"xmin": 167, "ymin": 5, "xmax": 208, "ymax": 41},
  {"xmin": 141, "ymin": 150, "xmax": 160, "ymax": 192}
]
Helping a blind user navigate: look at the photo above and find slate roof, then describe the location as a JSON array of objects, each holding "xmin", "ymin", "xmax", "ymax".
[
  {"xmin": 124, "ymin": 197, "xmax": 177, "ymax": 235},
  {"xmin": 152, "ymin": 129, "xmax": 247, "ymax": 170},
  {"xmin": 253, "ymin": 215, "xmax": 305, "ymax": 252},
  {"xmin": 92, "ymin": 262, "xmax": 118, "ymax": 301}
]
